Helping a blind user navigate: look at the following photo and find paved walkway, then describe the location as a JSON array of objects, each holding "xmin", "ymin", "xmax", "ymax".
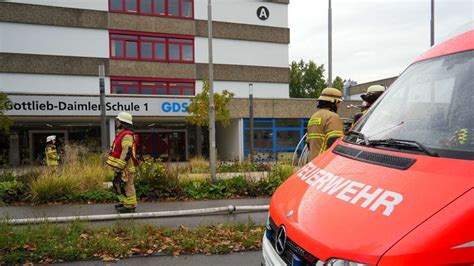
[
  {"xmin": 52, "ymin": 251, "xmax": 263, "ymax": 266},
  {"xmin": 1, "ymin": 198, "xmax": 270, "ymax": 227}
]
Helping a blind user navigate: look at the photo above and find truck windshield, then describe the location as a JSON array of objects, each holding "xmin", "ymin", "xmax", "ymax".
[{"xmin": 350, "ymin": 50, "xmax": 474, "ymax": 160}]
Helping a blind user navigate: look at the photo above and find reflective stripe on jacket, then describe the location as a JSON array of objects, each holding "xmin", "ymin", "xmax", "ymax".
[
  {"xmin": 45, "ymin": 144, "xmax": 59, "ymax": 166},
  {"xmin": 307, "ymin": 108, "xmax": 344, "ymax": 160},
  {"xmin": 107, "ymin": 130, "xmax": 138, "ymax": 171}
]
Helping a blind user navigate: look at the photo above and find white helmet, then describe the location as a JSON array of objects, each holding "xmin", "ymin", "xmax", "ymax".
[
  {"xmin": 46, "ymin": 135, "xmax": 56, "ymax": 142},
  {"xmin": 116, "ymin": 112, "xmax": 133, "ymax": 125},
  {"xmin": 366, "ymin": 85, "xmax": 386, "ymax": 93}
]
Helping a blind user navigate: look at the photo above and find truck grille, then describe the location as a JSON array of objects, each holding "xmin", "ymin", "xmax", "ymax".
[{"xmin": 268, "ymin": 217, "xmax": 319, "ymax": 266}]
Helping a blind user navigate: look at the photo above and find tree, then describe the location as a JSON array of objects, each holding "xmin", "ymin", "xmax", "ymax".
[
  {"xmin": 186, "ymin": 80, "xmax": 235, "ymax": 128},
  {"xmin": 289, "ymin": 60, "xmax": 326, "ymax": 98},
  {"xmin": 0, "ymin": 92, "xmax": 12, "ymax": 134},
  {"xmin": 303, "ymin": 61, "xmax": 326, "ymax": 98},
  {"xmin": 290, "ymin": 60, "xmax": 355, "ymax": 98},
  {"xmin": 332, "ymin": 76, "xmax": 345, "ymax": 90},
  {"xmin": 289, "ymin": 61, "xmax": 304, "ymax": 98}
]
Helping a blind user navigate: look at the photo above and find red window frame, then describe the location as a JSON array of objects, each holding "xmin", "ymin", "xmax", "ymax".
[
  {"xmin": 109, "ymin": 31, "xmax": 194, "ymax": 63},
  {"xmin": 109, "ymin": 0, "xmax": 194, "ymax": 19},
  {"xmin": 111, "ymin": 77, "xmax": 195, "ymax": 96},
  {"xmin": 110, "ymin": 34, "xmax": 139, "ymax": 60}
]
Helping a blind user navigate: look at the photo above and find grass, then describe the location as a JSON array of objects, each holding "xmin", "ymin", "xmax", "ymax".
[
  {"xmin": 29, "ymin": 144, "xmax": 113, "ymax": 203},
  {"xmin": 189, "ymin": 156, "xmax": 210, "ymax": 174},
  {"xmin": 0, "ymin": 221, "xmax": 264, "ymax": 264}
]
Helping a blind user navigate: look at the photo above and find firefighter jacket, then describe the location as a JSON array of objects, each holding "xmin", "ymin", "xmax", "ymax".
[
  {"xmin": 307, "ymin": 108, "xmax": 344, "ymax": 160},
  {"xmin": 45, "ymin": 144, "xmax": 59, "ymax": 166},
  {"xmin": 107, "ymin": 129, "xmax": 138, "ymax": 172},
  {"xmin": 450, "ymin": 128, "xmax": 474, "ymax": 147}
]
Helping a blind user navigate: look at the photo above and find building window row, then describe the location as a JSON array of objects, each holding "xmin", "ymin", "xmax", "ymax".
[
  {"xmin": 111, "ymin": 79, "xmax": 195, "ymax": 96},
  {"xmin": 110, "ymin": 32, "xmax": 194, "ymax": 62},
  {"xmin": 110, "ymin": 0, "xmax": 193, "ymax": 18}
]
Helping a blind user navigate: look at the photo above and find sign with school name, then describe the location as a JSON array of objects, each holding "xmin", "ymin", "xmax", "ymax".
[{"xmin": 4, "ymin": 94, "xmax": 191, "ymax": 117}]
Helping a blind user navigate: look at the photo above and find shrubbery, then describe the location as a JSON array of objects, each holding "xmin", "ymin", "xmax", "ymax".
[
  {"xmin": 136, "ymin": 157, "xmax": 294, "ymax": 201},
  {"xmin": 1, "ymin": 146, "xmax": 296, "ymax": 205}
]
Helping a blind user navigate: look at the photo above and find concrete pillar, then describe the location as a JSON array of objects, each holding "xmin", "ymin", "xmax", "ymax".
[
  {"xmin": 108, "ymin": 118, "xmax": 115, "ymax": 148},
  {"xmin": 196, "ymin": 125, "xmax": 202, "ymax": 156},
  {"xmin": 8, "ymin": 134, "xmax": 20, "ymax": 166}
]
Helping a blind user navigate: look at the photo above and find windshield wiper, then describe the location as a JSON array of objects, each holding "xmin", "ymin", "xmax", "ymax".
[
  {"xmin": 345, "ymin": 130, "xmax": 370, "ymax": 146},
  {"xmin": 369, "ymin": 138, "xmax": 439, "ymax": 157}
]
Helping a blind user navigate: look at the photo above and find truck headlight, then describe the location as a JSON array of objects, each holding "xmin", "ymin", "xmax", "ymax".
[
  {"xmin": 265, "ymin": 213, "xmax": 274, "ymax": 240},
  {"xmin": 323, "ymin": 259, "xmax": 368, "ymax": 266}
]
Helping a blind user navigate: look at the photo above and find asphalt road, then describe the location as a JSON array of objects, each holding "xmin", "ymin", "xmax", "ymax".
[
  {"xmin": 52, "ymin": 251, "xmax": 263, "ymax": 266},
  {"xmin": 1, "ymin": 198, "xmax": 270, "ymax": 228}
]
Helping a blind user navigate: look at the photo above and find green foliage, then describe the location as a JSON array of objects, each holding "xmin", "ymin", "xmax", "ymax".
[
  {"xmin": 0, "ymin": 180, "xmax": 25, "ymax": 204},
  {"xmin": 0, "ymin": 221, "xmax": 264, "ymax": 264},
  {"xmin": 0, "ymin": 92, "xmax": 12, "ymax": 134},
  {"xmin": 332, "ymin": 76, "xmax": 345, "ymax": 90},
  {"xmin": 135, "ymin": 156, "xmax": 180, "ymax": 199},
  {"xmin": 29, "ymin": 145, "xmax": 112, "ymax": 203},
  {"xmin": 290, "ymin": 60, "xmax": 352, "ymax": 98},
  {"xmin": 290, "ymin": 60, "xmax": 326, "ymax": 98},
  {"xmin": 186, "ymin": 80, "xmax": 235, "ymax": 128}
]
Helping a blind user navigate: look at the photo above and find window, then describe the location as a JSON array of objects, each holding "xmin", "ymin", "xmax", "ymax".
[
  {"xmin": 112, "ymin": 81, "xmax": 139, "ymax": 94},
  {"xmin": 111, "ymin": 34, "xmax": 139, "ymax": 59},
  {"xmin": 125, "ymin": 0, "xmax": 138, "ymax": 12},
  {"xmin": 110, "ymin": 32, "xmax": 193, "ymax": 62},
  {"xmin": 109, "ymin": 0, "xmax": 194, "ymax": 18},
  {"xmin": 111, "ymin": 79, "xmax": 195, "ymax": 96},
  {"xmin": 168, "ymin": 38, "xmax": 194, "ymax": 62},
  {"xmin": 244, "ymin": 118, "xmax": 309, "ymax": 161}
]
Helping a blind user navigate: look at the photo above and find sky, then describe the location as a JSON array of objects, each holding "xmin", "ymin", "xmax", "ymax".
[{"xmin": 289, "ymin": 0, "xmax": 474, "ymax": 84}]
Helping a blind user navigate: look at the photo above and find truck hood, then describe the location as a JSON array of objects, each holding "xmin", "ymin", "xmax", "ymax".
[{"xmin": 270, "ymin": 142, "xmax": 473, "ymax": 265}]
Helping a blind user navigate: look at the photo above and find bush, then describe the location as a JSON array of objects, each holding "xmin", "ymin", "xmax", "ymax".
[
  {"xmin": 0, "ymin": 180, "xmax": 25, "ymax": 204},
  {"xmin": 189, "ymin": 156, "xmax": 209, "ymax": 174},
  {"xmin": 136, "ymin": 156, "xmax": 181, "ymax": 199},
  {"xmin": 29, "ymin": 144, "xmax": 112, "ymax": 203}
]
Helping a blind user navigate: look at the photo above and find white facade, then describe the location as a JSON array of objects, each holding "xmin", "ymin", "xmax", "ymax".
[
  {"xmin": 195, "ymin": 37, "xmax": 289, "ymax": 68},
  {"xmin": 0, "ymin": 73, "xmax": 111, "ymax": 95},
  {"xmin": 195, "ymin": 80, "xmax": 289, "ymax": 98},
  {"xmin": 194, "ymin": 0, "xmax": 288, "ymax": 28},
  {"xmin": 4, "ymin": 0, "xmax": 108, "ymax": 11},
  {"xmin": 0, "ymin": 22, "xmax": 109, "ymax": 58}
]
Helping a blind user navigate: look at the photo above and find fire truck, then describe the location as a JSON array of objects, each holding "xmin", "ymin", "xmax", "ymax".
[{"xmin": 263, "ymin": 30, "xmax": 474, "ymax": 265}]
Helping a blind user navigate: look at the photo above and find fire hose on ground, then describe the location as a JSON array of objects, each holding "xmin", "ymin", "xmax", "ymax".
[{"xmin": 6, "ymin": 205, "xmax": 270, "ymax": 225}]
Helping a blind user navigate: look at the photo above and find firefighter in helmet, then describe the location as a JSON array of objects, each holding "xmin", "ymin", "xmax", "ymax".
[
  {"xmin": 45, "ymin": 135, "xmax": 60, "ymax": 166},
  {"xmin": 307, "ymin": 87, "xmax": 344, "ymax": 160},
  {"xmin": 107, "ymin": 112, "xmax": 139, "ymax": 213},
  {"xmin": 353, "ymin": 85, "xmax": 386, "ymax": 125}
]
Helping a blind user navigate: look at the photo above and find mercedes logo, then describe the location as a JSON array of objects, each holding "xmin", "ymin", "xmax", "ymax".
[{"xmin": 275, "ymin": 225, "xmax": 287, "ymax": 255}]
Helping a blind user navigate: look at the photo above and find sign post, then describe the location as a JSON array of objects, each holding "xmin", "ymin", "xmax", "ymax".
[{"xmin": 99, "ymin": 65, "xmax": 107, "ymax": 153}]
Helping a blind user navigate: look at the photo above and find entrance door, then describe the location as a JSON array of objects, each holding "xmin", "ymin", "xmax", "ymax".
[
  {"xmin": 136, "ymin": 130, "xmax": 187, "ymax": 162},
  {"xmin": 29, "ymin": 130, "xmax": 68, "ymax": 164}
]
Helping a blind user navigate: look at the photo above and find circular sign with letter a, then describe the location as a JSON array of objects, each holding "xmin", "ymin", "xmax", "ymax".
[{"xmin": 257, "ymin": 6, "xmax": 270, "ymax": 20}]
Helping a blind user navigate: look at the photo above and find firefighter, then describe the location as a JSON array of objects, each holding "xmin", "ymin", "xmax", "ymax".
[
  {"xmin": 307, "ymin": 87, "xmax": 344, "ymax": 160},
  {"xmin": 45, "ymin": 135, "xmax": 60, "ymax": 166},
  {"xmin": 353, "ymin": 85, "xmax": 386, "ymax": 125},
  {"xmin": 107, "ymin": 112, "xmax": 139, "ymax": 213}
]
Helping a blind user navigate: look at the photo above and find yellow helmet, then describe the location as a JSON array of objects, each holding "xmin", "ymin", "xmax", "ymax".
[
  {"xmin": 317, "ymin": 87, "xmax": 343, "ymax": 103},
  {"xmin": 116, "ymin": 112, "xmax": 133, "ymax": 125}
]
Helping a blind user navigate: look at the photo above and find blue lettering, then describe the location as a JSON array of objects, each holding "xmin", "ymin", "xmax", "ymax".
[
  {"xmin": 172, "ymin": 103, "xmax": 181, "ymax": 112},
  {"xmin": 162, "ymin": 102, "xmax": 172, "ymax": 112},
  {"xmin": 182, "ymin": 102, "xmax": 189, "ymax": 112}
]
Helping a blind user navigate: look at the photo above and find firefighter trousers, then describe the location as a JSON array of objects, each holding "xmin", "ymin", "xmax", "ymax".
[{"xmin": 117, "ymin": 169, "xmax": 137, "ymax": 209}]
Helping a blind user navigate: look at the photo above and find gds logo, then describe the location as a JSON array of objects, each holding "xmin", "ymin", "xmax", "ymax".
[{"xmin": 161, "ymin": 102, "xmax": 189, "ymax": 113}]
